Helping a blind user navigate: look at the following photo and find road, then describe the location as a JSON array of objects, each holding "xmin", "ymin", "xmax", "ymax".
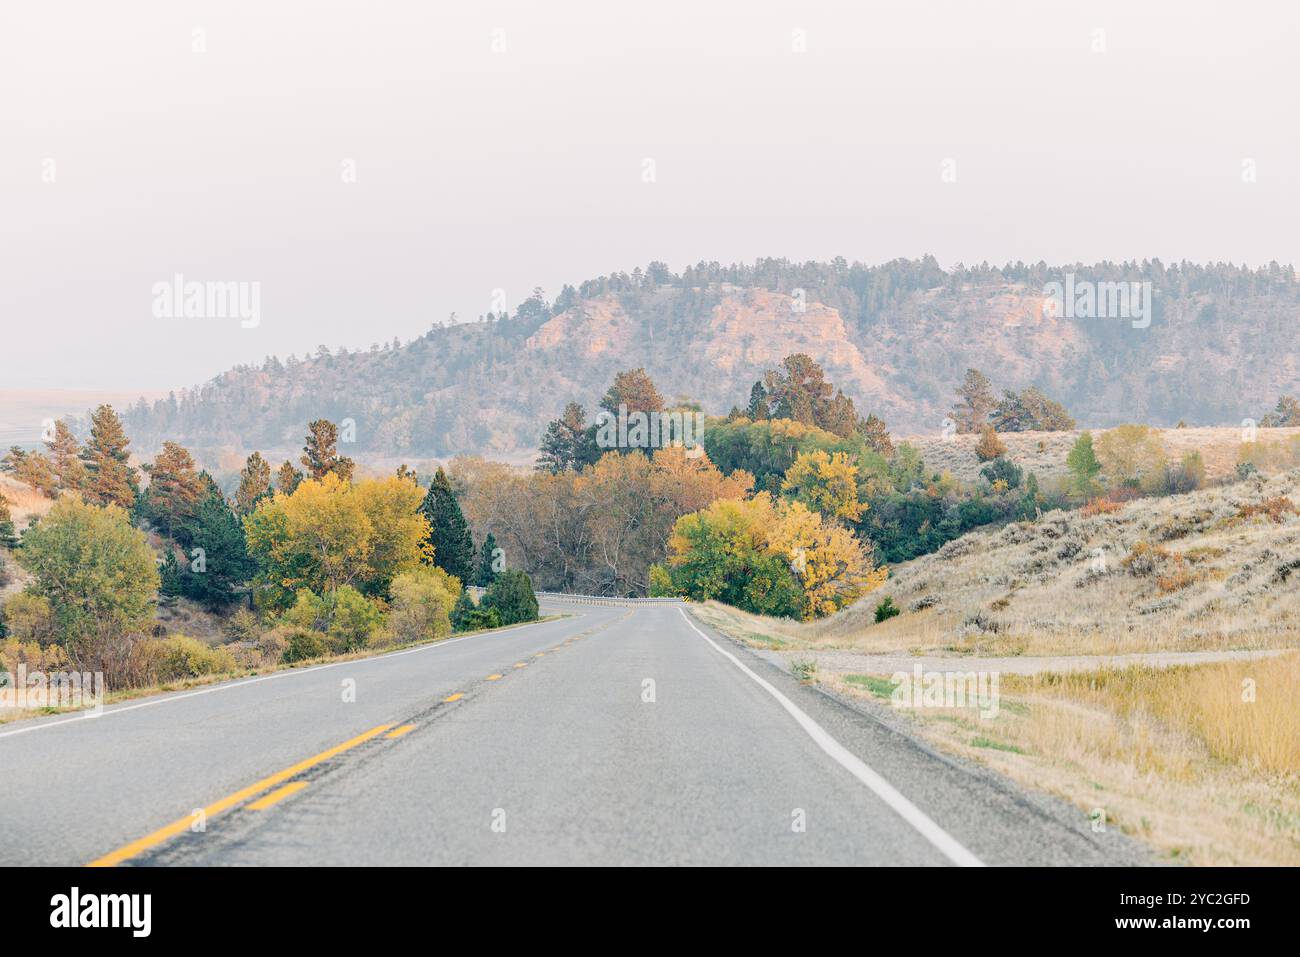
[{"xmin": 0, "ymin": 599, "xmax": 1147, "ymax": 866}]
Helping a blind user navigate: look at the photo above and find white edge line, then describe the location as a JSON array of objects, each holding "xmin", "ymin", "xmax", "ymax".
[
  {"xmin": 678, "ymin": 607, "xmax": 985, "ymax": 868},
  {"xmin": 0, "ymin": 612, "xmax": 578, "ymax": 741}
]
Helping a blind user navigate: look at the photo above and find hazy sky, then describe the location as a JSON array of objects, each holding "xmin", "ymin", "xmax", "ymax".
[{"xmin": 4, "ymin": 1, "xmax": 1298, "ymax": 391}]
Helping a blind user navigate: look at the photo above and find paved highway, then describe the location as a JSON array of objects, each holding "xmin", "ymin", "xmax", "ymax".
[{"xmin": 0, "ymin": 599, "xmax": 1147, "ymax": 866}]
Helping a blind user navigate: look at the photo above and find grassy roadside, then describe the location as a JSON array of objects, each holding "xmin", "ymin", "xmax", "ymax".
[
  {"xmin": 0, "ymin": 614, "xmax": 567, "ymax": 726},
  {"xmin": 699, "ymin": 603, "xmax": 1300, "ymax": 865}
]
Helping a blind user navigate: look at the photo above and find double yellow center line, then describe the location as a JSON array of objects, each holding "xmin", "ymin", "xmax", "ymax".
[{"xmin": 88, "ymin": 723, "xmax": 396, "ymax": 867}]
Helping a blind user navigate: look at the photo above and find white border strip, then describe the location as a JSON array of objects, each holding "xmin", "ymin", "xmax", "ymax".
[
  {"xmin": 0, "ymin": 614, "xmax": 575, "ymax": 741},
  {"xmin": 679, "ymin": 608, "xmax": 984, "ymax": 867}
]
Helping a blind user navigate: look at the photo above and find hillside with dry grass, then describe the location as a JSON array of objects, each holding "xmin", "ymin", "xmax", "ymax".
[{"xmin": 693, "ymin": 469, "xmax": 1300, "ymax": 864}]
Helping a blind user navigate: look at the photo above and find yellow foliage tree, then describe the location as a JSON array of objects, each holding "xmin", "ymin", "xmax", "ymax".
[
  {"xmin": 781, "ymin": 449, "xmax": 864, "ymax": 523},
  {"xmin": 769, "ymin": 500, "xmax": 885, "ymax": 619},
  {"xmin": 244, "ymin": 473, "xmax": 430, "ymax": 609},
  {"xmin": 1095, "ymin": 424, "xmax": 1167, "ymax": 490}
]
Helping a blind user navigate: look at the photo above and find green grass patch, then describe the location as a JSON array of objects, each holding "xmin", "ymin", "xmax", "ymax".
[
  {"xmin": 971, "ymin": 736, "xmax": 1024, "ymax": 754},
  {"xmin": 844, "ymin": 674, "xmax": 899, "ymax": 699}
]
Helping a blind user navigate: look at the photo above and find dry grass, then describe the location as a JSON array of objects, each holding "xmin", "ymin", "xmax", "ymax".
[
  {"xmin": 730, "ymin": 468, "xmax": 1300, "ymax": 658},
  {"xmin": 823, "ymin": 653, "xmax": 1300, "ymax": 865},
  {"xmin": 905, "ymin": 425, "xmax": 1300, "ymax": 487}
]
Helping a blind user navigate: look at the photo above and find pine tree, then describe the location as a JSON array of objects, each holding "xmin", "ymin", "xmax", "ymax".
[
  {"xmin": 301, "ymin": 419, "xmax": 354, "ymax": 482},
  {"xmin": 45, "ymin": 420, "xmax": 86, "ymax": 492},
  {"xmin": 536, "ymin": 402, "xmax": 592, "ymax": 473},
  {"xmin": 419, "ymin": 467, "xmax": 474, "ymax": 583},
  {"xmin": 1, "ymin": 447, "xmax": 57, "ymax": 498},
  {"xmin": 235, "ymin": 452, "xmax": 272, "ymax": 514},
  {"xmin": 79, "ymin": 405, "xmax": 139, "ymax": 508},
  {"xmin": 174, "ymin": 488, "xmax": 254, "ymax": 609},
  {"xmin": 859, "ymin": 414, "xmax": 895, "ymax": 457},
  {"xmin": 745, "ymin": 381, "xmax": 769, "ymax": 419},
  {"xmin": 140, "ymin": 441, "xmax": 206, "ymax": 539},
  {"xmin": 476, "ymin": 532, "xmax": 501, "ymax": 587},
  {"xmin": 951, "ymin": 369, "xmax": 996, "ymax": 434},
  {"xmin": 276, "ymin": 460, "xmax": 304, "ymax": 495}
]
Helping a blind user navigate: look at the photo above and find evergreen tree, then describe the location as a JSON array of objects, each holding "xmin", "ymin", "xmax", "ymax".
[
  {"xmin": 745, "ymin": 381, "xmax": 769, "ymax": 419},
  {"xmin": 173, "ymin": 488, "xmax": 254, "ymax": 609},
  {"xmin": 140, "ymin": 441, "xmax": 206, "ymax": 539},
  {"xmin": 235, "ymin": 452, "xmax": 272, "ymax": 514},
  {"xmin": 301, "ymin": 419, "xmax": 354, "ymax": 482},
  {"xmin": 276, "ymin": 460, "xmax": 304, "ymax": 495},
  {"xmin": 950, "ymin": 369, "xmax": 996, "ymax": 434},
  {"xmin": 476, "ymin": 532, "xmax": 501, "ymax": 586},
  {"xmin": 536, "ymin": 402, "xmax": 593, "ymax": 473},
  {"xmin": 419, "ymin": 467, "xmax": 474, "ymax": 583},
  {"xmin": 79, "ymin": 405, "xmax": 139, "ymax": 508},
  {"xmin": 859, "ymin": 414, "xmax": 895, "ymax": 457},
  {"xmin": 45, "ymin": 420, "xmax": 86, "ymax": 492},
  {"xmin": 480, "ymin": 569, "xmax": 539, "ymax": 625},
  {"xmin": 1, "ymin": 447, "xmax": 57, "ymax": 498}
]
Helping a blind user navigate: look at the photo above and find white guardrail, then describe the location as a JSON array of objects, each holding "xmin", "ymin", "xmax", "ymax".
[{"xmin": 469, "ymin": 587, "xmax": 682, "ymax": 607}]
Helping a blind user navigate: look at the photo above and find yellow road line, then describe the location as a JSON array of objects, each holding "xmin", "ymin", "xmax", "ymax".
[
  {"xmin": 443, "ymin": 693, "xmax": 463, "ymax": 702},
  {"xmin": 513, "ymin": 663, "xmax": 526, "ymax": 669},
  {"xmin": 486, "ymin": 674, "xmax": 503, "ymax": 681},
  {"xmin": 86, "ymin": 723, "xmax": 395, "ymax": 867},
  {"xmin": 384, "ymin": 724, "xmax": 417, "ymax": 739},
  {"xmin": 246, "ymin": 780, "xmax": 308, "ymax": 811}
]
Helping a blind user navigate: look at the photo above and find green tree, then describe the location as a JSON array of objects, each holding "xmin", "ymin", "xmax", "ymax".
[
  {"xmin": 991, "ymin": 387, "xmax": 1076, "ymax": 432},
  {"xmin": 17, "ymin": 497, "xmax": 159, "ymax": 662},
  {"xmin": 235, "ymin": 452, "xmax": 272, "ymax": 515},
  {"xmin": 420, "ymin": 467, "xmax": 475, "ymax": 583},
  {"xmin": 388, "ymin": 565, "xmax": 460, "ymax": 643},
  {"xmin": 1260, "ymin": 394, "xmax": 1300, "ymax": 427},
  {"xmin": 301, "ymin": 419, "xmax": 354, "ymax": 482},
  {"xmin": 480, "ymin": 569, "xmax": 539, "ymax": 625},
  {"xmin": 536, "ymin": 402, "xmax": 595, "ymax": 473},
  {"xmin": 172, "ymin": 489, "xmax": 254, "ymax": 609},
  {"xmin": 0, "ymin": 495, "xmax": 17, "ymax": 548},
  {"xmin": 79, "ymin": 405, "xmax": 139, "ymax": 508},
  {"xmin": 476, "ymin": 531, "xmax": 502, "ymax": 586},
  {"xmin": 1065, "ymin": 431, "xmax": 1103, "ymax": 497},
  {"xmin": 859, "ymin": 414, "xmax": 894, "ymax": 457},
  {"xmin": 745, "ymin": 380, "xmax": 769, "ymax": 419}
]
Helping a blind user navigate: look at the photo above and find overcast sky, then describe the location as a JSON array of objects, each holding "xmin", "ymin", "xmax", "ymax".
[{"xmin": 3, "ymin": 0, "xmax": 1298, "ymax": 391}]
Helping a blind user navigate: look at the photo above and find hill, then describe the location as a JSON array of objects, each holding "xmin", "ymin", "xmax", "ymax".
[{"xmin": 119, "ymin": 258, "xmax": 1300, "ymax": 464}]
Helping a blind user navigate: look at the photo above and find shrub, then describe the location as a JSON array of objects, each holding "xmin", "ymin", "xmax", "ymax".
[
  {"xmin": 480, "ymin": 570, "xmax": 539, "ymax": 625},
  {"xmin": 281, "ymin": 628, "xmax": 331, "ymax": 663},
  {"xmin": 974, "ymin": 426, "xmax": 1007, "ymax": 462},
  {"xmin": 874, "ymin": 596, "xmax": 900, "ymax": 623},
  {"xmin": 1, "ymin": 593, "xmax": 57, "ymax": 645},
  {"xmin": 1237, "ymin": 497, "xmax": 1299, "ymax": 525},
  {"xmin": 1122, "ymin": 541, "xmax": 1169, "ymax": 577},
  {"xmin": 327, "ymin": 585, "xmax": 385, "ymax": 651},
  {"xmin": 459, "ymin": 607, "xmax": 503, "ymax": 631},
  {"xmin": 150, "ymin": 635, "xmax": 238, "ymax": 680},
  {"xmin": 450, "ymin": 590, "xmax": 478, "ymax": 631},
  {"xmin": 979, "ymin": 457, "xmax": 1023, "ymax": 490},
  {"xmin": 223, "ymin": 607, "xmax": 262, "ymax": 644},
  {"xmin": 388, "ymin": 565, "xmax": 458, "ymax": 643}
]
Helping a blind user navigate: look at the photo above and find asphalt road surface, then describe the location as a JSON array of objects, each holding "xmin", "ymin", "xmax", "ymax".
[{"xmin": 0, "ymin": 599, "xmax": 1148, "ymax": 866}]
